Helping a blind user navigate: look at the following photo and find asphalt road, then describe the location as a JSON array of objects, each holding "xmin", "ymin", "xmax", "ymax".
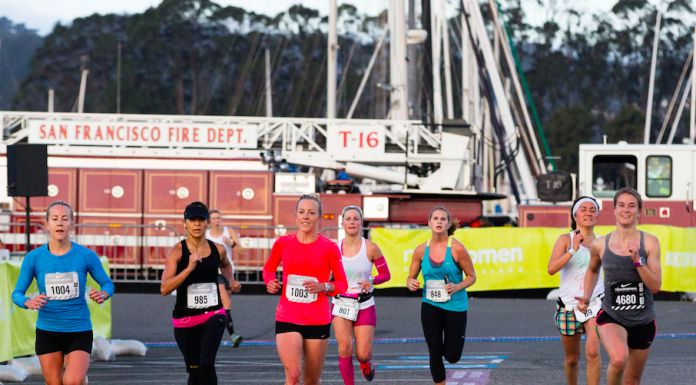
[{"xmin": 20, "ymin": 293, "xmax": 696, "ymax": 384}]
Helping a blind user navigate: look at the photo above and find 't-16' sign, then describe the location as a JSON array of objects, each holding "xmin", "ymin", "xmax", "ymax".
[
  {"xmin": 28, "ymin": 120, "xmax": 258, "ymax": 149},
  {"xmin": 327, "ymin": 125, "xmax": 386, "ymax": 161}
]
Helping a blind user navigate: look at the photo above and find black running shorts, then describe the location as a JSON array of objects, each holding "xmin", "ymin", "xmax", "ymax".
[
  {"xmin": 275, "ymin": 321, "xmax": 330, "ymax": 340},
  {"xmin": 596, "ymin": 309, "xmax": 656, "ymax": 350},
  {"xmin": 35, "ymin": 328, "xmax": 93, "ymax": 356}
]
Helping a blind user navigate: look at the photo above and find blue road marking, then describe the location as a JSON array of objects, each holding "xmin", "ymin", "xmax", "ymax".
[
  {"xmin": 144, "ymin": 333, "xmax": 696, "ymax": 348},
  {"xmin": 398, "ymin": 355, "xmax": 508, "ymax": 360},
  {"xmin": 379, "ymin": 364, "xmax": 498, "ymax": 370}
]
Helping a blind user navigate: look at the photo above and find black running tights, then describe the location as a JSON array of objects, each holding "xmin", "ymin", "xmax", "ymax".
[
  {"xmin": 421, "ymin": 302, "xmax": 468, "ymax": 383},
  {"xmin": 174, "ymin": 314, "xmax": 226, "ymax": 385}
]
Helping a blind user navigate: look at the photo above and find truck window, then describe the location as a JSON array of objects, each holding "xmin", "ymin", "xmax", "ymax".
[
  {"xmin": 646, "ymin": 156, "xmax": 671, "ymax": 198},
  {"xmin": 592, "ymin": 155, "xmax": 637, "ymax": 198}
]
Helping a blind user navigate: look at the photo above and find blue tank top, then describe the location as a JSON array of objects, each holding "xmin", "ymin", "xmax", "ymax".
[{"xmin": 421, "ymin": 237, "xmax": 468, "ymax": 312}]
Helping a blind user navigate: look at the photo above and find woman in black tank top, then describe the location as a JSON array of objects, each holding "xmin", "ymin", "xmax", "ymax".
[
  {"xmin": 160, "ymin": 201, "xmax": 241, "ymax": 385},
  {"xmin": 576, "ymin": 188, "xmax": 662, "ymax": 385}
]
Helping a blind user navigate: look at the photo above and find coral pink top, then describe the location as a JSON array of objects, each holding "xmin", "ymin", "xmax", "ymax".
[{"xmin": 263, "ymin": 233, "xmax": 348, "ymax": 325}]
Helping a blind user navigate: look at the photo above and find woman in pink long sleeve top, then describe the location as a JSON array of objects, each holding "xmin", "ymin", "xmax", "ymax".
[{"xmin": 263, "ymin": 194, "xmax": 348, "ymax": 385}]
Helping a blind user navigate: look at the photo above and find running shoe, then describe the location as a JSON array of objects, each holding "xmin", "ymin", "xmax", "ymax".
[
  {"xmin": 360, "ymin": 362, "xmax": 375, "ymax": 381},
  {"xmin": 231, "ymin": 333, "xmax": 244, "ymax": 348}
]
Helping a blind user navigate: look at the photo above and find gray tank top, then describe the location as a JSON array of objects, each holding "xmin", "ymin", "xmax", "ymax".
[{"xmin": 600, "ymin": 231, "xmax": 655, "ymax": 326}]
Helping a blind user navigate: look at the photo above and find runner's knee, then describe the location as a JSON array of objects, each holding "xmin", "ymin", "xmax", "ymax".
[
  {"xmin": 609, "ymin": 353, "xmax": 628, "ymax": 371},
  {"xmin": 564, "ymin": 354, "xmax": 580, "ymax": 367},
  {"xmin": 338, "ymin": 340, "xmax": 354, "ymax": 357},
  {"xmin": 355, "ymin": 349, "xmax": 371, "ymax": 363},
  {"xmin": 285, "ymin": 368, "xmax": 302, "ymax": 384},
  {"xmin": 444, "ymin": 350, "xmax": 460, "ymax": 364},
  {"xmin": 62, "ymin": 376, "xmax": 85, "ymax": 385},
  {"xmin": 585, "ymin": 347, "xmax": 601, "ymax": 362}
]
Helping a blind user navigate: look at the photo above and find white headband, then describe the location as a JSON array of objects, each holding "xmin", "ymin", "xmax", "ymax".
[{"xmin": 572, "ymin": 198, "xmax": 599, "ymax": 218}]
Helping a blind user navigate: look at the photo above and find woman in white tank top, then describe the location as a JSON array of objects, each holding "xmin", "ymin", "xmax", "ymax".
[
  {"xmin": 548, "ymin": 196, "xmax": 604, "ymax": 385},
  {"xmin": 332, "ymin": 206, "xmax": 391, "ymax": 384},
  {"xmin": 206, "ymin": 209, "xmax": 244, "ymax": 347}
]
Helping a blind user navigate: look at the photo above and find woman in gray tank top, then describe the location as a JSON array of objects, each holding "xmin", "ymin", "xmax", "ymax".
[{"xmin": 576, "ymin": 188, "xmax": 662, "ymax": 385}]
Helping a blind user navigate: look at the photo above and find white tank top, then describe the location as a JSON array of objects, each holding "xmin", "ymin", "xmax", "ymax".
[
  {"xmin": 559, "ymin": 231, "xmax": 604, "ymax": 306},
  {"xmin": 333, "ymin": 237, "xmax": 375, "ymax": 310},
  {"xmin": 206, "ymin": 227, "xmax": 234, "ymax": 272}
]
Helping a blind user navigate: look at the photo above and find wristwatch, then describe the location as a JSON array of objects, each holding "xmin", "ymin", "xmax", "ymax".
[
  {"xmin": 633, "ymin": 257, "xmax": 646, "ymax": 267},
  {"xmin": 567, "ymin": 247, "xmax": 577, "ymax": 256},
  {"xmin": 324, "ymin": 282, "xmax": 331, "ymax": 292}
]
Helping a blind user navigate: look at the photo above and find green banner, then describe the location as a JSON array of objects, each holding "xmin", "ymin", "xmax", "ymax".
[
  {"xmin": 372, "ymin": 226, "xmax": 696, "ymax": 293},
  {"xmin": 0, "ymin": 257, "xmax": 112, "ymax": 362},
  {"xmin": 0, "ymin": 263, "xmax": 13, "ymax": 362}
]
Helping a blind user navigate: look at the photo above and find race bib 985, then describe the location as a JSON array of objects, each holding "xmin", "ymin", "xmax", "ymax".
[{"xmin": 187, "ymin": 283, "xmax": 218, "ymax": 309}]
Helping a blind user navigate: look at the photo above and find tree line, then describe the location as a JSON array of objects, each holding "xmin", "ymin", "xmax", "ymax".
[{"xmin": 2, "ymin": 0, "xmax": 695, "ymax": 174}]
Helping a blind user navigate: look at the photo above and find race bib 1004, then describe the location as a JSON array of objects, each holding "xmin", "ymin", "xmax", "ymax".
[
  {"xmin": 332, "ymin": 297, "xmax": 360, "ymax": 321},
  {"xmin": 45, "ymin": 272, "xmax": 79, "ymax": 300},
  {"xmin": 426, "ymin": 280, "xmax": 450, "ymax": 303},
  {"xmin": 610, "ymin": 282, "xmax": 645, "ymax": 311},
  {"xmin": 286, "ymin": 274, "xmax": 318, "ymax": 303},
  {"xmin": 187, "ymin": 282, "xmax": 219, "ymax": 309}
]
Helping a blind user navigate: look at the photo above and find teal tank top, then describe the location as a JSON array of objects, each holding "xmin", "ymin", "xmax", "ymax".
[{"xmin": 421, "ymin": 237, "xmax": 468, "ymax": 312}]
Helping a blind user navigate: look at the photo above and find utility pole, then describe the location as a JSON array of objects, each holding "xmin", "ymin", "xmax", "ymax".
[
  {"xmin": 265, "ymin": 48, "xmax": 273, "ymax": 117},
  {"xmin": 117, "ymin": 42, "xmax": 122, "ymax": 114},
  {"xmin": 327, "ymin": 0, "xmax": 338, "ymax": 119},
  {"xmin": 407, "ymin": 0, "xmax": 418, "ymax": 119},
  {"xmin": 644, "ymin": 9, "xmax": 661, "ymax": 144},
  {"xmin": 78, "ymin": 70, "xmax": 89, "ymax": 114},
  {"xmin": 389, "ymin": 0, "xmax": 409, "ymax": 120}
]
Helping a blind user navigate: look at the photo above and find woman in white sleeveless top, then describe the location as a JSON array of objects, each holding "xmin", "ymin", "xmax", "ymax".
[
  {"xmin": 332, "ymin": 206, "xmax": 391, "ymax": 384},
  {"xmin": 206, "ymin": 209, "xmax": 244, "ymax": 347},
  {"xmin": 548, "ymin": 196, "xmax": 604, "ymax": 385}
]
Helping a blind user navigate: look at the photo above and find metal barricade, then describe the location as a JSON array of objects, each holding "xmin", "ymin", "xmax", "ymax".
[
  {"xmin": 0, "ymin": 222, "xmax": 49, "ymax": 258},
  {"xmin": 73, "ymin": 223, "xmax": 181, "ymax": 283},
  {"xmin": 226, "ymin": 225, "xmax": 298, "ymax": 284}
]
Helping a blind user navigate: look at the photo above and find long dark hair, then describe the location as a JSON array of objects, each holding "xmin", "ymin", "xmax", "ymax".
[{"xmin": 570, "ymin": 196, "xmax": 598, "ymax": 230}]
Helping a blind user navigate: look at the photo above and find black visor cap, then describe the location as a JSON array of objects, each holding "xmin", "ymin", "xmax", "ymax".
[{"xmin": 184, "ymin": 201, "xmax": 209, "ymax": 220}]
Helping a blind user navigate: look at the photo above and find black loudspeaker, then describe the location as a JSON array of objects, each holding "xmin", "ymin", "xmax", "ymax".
[
  {"xmin": 7, "ymin": 144, "xmax": 48, "ymax": 197},
  {"xmin": 538, "ymin": 171, "xmax": 573, "ymax": 203}
]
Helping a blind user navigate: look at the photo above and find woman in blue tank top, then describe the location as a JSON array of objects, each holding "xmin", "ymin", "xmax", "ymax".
[{"xmin": 407, "ymin": 206, "xmax": 476, "ymax": 385}]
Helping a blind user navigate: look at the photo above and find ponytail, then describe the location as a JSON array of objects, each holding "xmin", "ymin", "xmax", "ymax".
[{"xmin": 448, "ymin": 218, "xmax": 460, "ymax": 236}]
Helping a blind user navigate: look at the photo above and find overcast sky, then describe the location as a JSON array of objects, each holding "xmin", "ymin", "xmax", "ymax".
[{"xmin": 3, "ymin": 0, "xmax": 664, "ymax": 36}]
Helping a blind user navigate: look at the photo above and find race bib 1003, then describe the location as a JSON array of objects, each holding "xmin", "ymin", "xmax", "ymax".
[
  {"xmin": 610, "ymin": 282, "xmax": 645, "ymax": 311},
  {"xmin": 286, "ymin": 274, "xmax": 318, "ymax": 303},
  {"xmin": 186, "ymin": 282, "xmax": 219, "ymax": 309},
  {"xmin": 45, "ymin": 272, "xmax": 79, "ymax": 300},
  {"xmin": 426, "ymin": 280, "xmax": 450, "ymax": 303}
]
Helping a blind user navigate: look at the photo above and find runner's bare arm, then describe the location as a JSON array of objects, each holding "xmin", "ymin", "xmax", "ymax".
[
  {"xmin": 635, "ymin": 233, "xmax": 662, "ymax": 293},
  {"xmin": 160, "ymin": 243, "xmax": 192, "ymax": 296},
  {"xmin": 227, "ymin": 228, "xmax": 245, "ymax": 253},
  {"xmin": 452, "ymin": 240, "xmax": 476, "ymax": 292},
  {"xmin": 407, "ymin": 244, "xmax": 425, "ymax": 291},
  {"xmin": 576, "ymin": 237, "xmax": 603, "ymax": 310},
  {"xmin": 547, "ymin": 234, "xmax": 573, "ymax": 275}
]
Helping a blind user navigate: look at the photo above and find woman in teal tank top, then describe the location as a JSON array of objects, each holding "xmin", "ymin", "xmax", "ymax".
[{"xmin": 407, "ymin": 206, "xmax": 477, "ymax": 385}]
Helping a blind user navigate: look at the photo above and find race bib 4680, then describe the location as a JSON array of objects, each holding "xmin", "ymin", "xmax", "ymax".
[{"xmin": 610, "ymin": 282, "xmax": 645, "ymax": 311}]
